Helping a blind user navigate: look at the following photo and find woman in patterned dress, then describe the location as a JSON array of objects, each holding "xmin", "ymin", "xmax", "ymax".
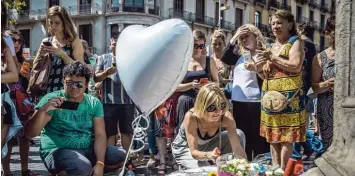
[
  {"xmin": 312, "ymin": 16, "xmax": 336, "ymax": 154},
  {"xmin": 34, "ymin": 6, "xmax": 84, "ymax": 96},
  {"xmin": 256, "ymin": 10, "xmax": 306, "ymax": 169}
]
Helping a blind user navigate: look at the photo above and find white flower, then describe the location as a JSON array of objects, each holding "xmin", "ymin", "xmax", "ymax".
[{"xmin": 237, "ymin": 164, "xmax": 246, "ymax": 171}]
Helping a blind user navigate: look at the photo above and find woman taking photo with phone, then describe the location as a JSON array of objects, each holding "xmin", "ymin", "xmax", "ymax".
[
  {"xmin": 175, "ymin": 30, "xmax": 219, "ymax": 130},
  {"xmin": 34, "ymin": 6, "xmax": 84, "ymax": 94},
  {"xmin": 221, "ymin": 24, "xmax": 270, "ymax": 161},
  {"xmin": 172, "ymin": 84, "xmax": 246, "ymax": 169},
  {"xmin": 255, "ymin": 10, "xmax": 306, "ymax": 169}
]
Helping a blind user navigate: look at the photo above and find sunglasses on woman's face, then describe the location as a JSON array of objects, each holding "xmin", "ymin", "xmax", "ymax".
[
  {"xmin": 194, "ymin": 44, "xmax": 205, "ymax": 49},
  {"xmin": 12, "ymin": 38, "xmax": 22, "ymax": 44},
  {"xmin": 206, "ymin": 103, "xmax": 227, "ymax": 112},
  {"xmin": 65, "ymin": 81, "xmax": 84, "ymax": 88}
]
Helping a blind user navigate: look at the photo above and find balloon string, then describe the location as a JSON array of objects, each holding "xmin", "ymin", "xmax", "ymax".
[{"xmin": 118, "ymin": 113, "xmax": 150, "ymax": 176}]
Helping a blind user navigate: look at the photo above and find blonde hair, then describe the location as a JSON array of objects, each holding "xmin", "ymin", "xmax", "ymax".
[
  {"xmin": 193, "ymin": 84, "xmax": 229, "ymax": 119},
  {"xmin": 46, "ymin": 6, "xmax": 77, "ymax": 43},
  {"xmin": 210, "ymin": 30, "xmax": 226, "ymax": 46},
  {"xmin": 237, "ymin": 24, "xmax": 268, "ymax": 55},
  {"xmin": 193, "ymin": 30, "xmax": 206, "ymax": 42}
]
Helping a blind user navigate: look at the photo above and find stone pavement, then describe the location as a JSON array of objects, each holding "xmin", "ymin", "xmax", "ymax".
[
  {"xmin": 5, "ymin": 136, "xmax": 316, "ymax": 176},
  {"xmin": 5, "ymin": 137, "xmax": 173, "ymax": 176}
]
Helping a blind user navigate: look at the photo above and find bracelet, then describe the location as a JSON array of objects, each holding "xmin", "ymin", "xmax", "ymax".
[{"xmin": 96, "ymin": 161, "xmax": 105, "ymax": 167}]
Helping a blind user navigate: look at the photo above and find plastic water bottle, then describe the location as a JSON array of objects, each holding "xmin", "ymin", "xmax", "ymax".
[
  {"xmin": 258, "ymin": 165, "xmax": 267, "ymax": 176},
  {"xmin": 125, "ymin": 165, "xmax": 135, "ymax": 176}
]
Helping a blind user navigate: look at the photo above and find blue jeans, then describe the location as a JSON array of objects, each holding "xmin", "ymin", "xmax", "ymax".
[
  {"xmin": 148, "ymin": 113, "xmax": 157, "ymax": 155},
  {"xmin": 43, "ymin": 145, "xmax": 126, "ymax": 175}
]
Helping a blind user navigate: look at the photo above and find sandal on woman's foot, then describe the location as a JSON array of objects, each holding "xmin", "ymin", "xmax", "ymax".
[
  {"xmin": 158, "ymin": 163, "xmax": 166, "ymax": 175},
  {"xmin": 22, "ymin": 170, "xmax": 40, "ymax": 176}
]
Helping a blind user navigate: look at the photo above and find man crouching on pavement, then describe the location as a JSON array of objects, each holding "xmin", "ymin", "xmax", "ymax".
[{"xmin": 26, "ymin": 61, "xmax": 126, "ymax": 176}]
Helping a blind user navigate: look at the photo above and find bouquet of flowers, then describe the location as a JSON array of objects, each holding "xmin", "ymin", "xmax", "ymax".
[{"xmin": 214, "ymin": 153, "xmax": 284, "ymax": 176}]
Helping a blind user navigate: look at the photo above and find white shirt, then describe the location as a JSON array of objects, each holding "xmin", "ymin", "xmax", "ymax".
[
  {"xmin": 232, "ymin": 56, "xmax": 261, "ymax": 102},
  {"xmin": 3, "ymin": 32, "xmax": 16, "ymax": 56}
]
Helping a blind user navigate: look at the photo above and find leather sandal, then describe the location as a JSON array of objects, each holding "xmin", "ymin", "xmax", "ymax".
[{"xmin": 158, "ymin": 163, "xmax": 166, "ymax": 175}]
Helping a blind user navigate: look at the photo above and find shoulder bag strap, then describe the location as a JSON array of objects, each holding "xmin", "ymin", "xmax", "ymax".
[{"xmin": 218, "ymin": 115, "xmax": 222, "ymax": 151}]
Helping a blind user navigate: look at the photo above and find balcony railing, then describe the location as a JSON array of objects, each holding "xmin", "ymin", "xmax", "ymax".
[
  {"xmin": 68, "ymin": 3, "xmax": 99, "ymax": 15},
  {"xmin": 15, "ymin": 10, "xmax": 37, "ymax": 21},
  {"xmin": 254, "ymin": 0, "xmax": 267, "ymax": 6},
  {"xmin": 107, "ymin": 3, "xmax": 159, "ymax": 16},
  {"xmin": 255, "ymin": 23, "xmax": 270, "ymax": 34},
  {"xmin": 123, "ymin": 3, "xmax": 144, "ymax": 13},
  {"xmin": 169, "ymin": 8, "xmax": 193, "ymax": 21},
  {"xmin": 107, "ymin": 3, "xmax": 120, "ymax": 13},
  {"xmin": 280, "ymin": 4, "xmax": 291, "ymax": 11},
  {"xmin": 37, "ymin": 8, "xmax": 47, "ymax": 19},
  {"xmin": 148, "ymin": 5, "xmax": 159, "ymax": 16},
  {"xmin": 268, "ymin": 0, "xmax": 279, "ymax": 9},
  {"xmin": 169, "ymin": 8, "xmax": 235, "ymax": 30},
  {"xmin": 193, "ymin": 14, "xmax": 215, "ymax": 26},
  {"xmin": 221, "ymin": 20, "xmax": 235, "ymax": 30},
  {"xmin": 296, "ymin": 0, "xmax": 309, "ymax": 4}
]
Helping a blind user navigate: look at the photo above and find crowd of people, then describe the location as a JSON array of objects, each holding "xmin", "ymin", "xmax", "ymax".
[{"xmin": 1, "ymin": 2, "xmax": 336, "ymax": 175}]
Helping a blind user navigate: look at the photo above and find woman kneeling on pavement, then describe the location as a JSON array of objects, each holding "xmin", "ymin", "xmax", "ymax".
[{"xmin": 172, "ymin": 83, "xmax": 247, "ymax": 169}]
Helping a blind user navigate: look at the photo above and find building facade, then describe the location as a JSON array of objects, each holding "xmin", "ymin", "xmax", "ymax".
[
  {"xmin": 249, "ymin": 0, "xmax": 335, "ymax": 51},
  {"xmin": 9, "ymin": 0, "xmax": 334, "ymax": 56},
  {"xmin": 9, "ymin": 0, "xmax": 248, "ymax": 55}
]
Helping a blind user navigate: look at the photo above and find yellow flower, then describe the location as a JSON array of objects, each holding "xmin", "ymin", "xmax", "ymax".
[{"xmin": 207, "ymin": 171, "xmax": 218, "ymax": 176}]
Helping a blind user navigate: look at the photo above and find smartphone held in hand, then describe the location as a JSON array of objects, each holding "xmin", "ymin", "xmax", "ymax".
[
  {"xmin": 242, "ymin": 51, "xmax": 254, "ymax": 63},
  {"xmin": 59, "ymin": 101, "xmax": 79, "ymax": 110},
  {"xmin": 43, "ymin": 41, "xmax": 52, "ymax": 46}
]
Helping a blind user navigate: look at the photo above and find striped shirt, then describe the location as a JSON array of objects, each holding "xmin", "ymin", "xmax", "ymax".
[{"xmin": 96, "ymin": 53, "xmax": 132, "ymax": 104}]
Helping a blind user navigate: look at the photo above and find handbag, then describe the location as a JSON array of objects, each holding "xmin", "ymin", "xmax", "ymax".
[
  {"xmin": 223, "ymin": 82, "xmax": 232, "ymax": 99},
  {"xmin": 261, "ymin": 72, "xmax": 301, "ymax": 112},
  {"xmin": 27, "ymin": 53, "xmax": 52, "ymax": 98},
  {"xmin": 8, "ymin": 83, "xmax": 35, "ymax": 119}
]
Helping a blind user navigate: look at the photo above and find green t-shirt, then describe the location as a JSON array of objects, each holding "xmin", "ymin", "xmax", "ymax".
[{"xmin": 35, "ymin": 90, "xmax": 104, "ymax": 161}]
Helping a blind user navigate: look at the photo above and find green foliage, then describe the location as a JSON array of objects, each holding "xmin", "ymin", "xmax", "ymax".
[
  {"xmin": 3, "ymin": 0, "xmax": 27, "ymax": 11},
  {"xmin": 2, "ymin": 0, "xmax": 27, "ymax": 25}
]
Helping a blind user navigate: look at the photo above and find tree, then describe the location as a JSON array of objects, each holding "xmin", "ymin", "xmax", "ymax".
[
  {"xmin": 2, "ymin": 0, "xmax": 26, "ymax": 11},
  {"xmin": 2, "ymin": 0, "xmax": 27, "ymax": 25}
]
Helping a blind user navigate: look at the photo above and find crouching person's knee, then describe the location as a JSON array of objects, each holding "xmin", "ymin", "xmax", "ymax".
[{"xmin": 104, "ymin": 145, "xmax": 127, "ymax": 172}]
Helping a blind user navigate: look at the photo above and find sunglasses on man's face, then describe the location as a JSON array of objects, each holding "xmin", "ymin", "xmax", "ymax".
[
  {"xmin": 65, "ymin": 81, "xmax": 84, "ymax": 88},
  {"xmin": 206, "ymin": 103, "xmax": 227, "ymax": 112},
  {"xmin": 12, "ymin": 38, "xmax": 22, "ymax": 44},
  {"xmin": 194, "ymin": 44, "xmax": 205, "ymax": 49}
]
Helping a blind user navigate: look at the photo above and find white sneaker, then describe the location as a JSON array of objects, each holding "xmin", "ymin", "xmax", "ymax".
[{"xmin": 146, "ymin": 158, "xmax": 156, "ymax": 168}]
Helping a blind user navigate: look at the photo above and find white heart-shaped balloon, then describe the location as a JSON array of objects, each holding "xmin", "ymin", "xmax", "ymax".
[{"xmin": 116, "ymin": 19, "xmax": 193, "ymax": 115}]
